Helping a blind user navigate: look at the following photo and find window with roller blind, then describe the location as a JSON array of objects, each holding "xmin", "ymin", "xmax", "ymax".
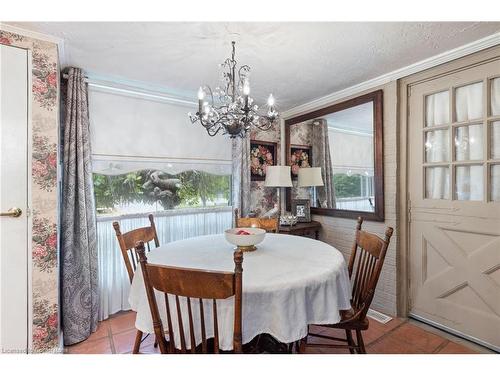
[
  {"xmin": 89, "ymin": 86, "xmax": 234, "ymax": 320},
  {"xmin": 88, "ymin": 87, "xmax": 233, "ymax": 216}
]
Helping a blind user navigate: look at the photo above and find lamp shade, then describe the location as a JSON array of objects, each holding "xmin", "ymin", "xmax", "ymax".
[
  {"xmin": 265, "ymin": 166, "xmax": 293, "ymax": 187},
  {"xmin": 298, "ymin": 167, "xmax": 324, "ymax": 187}
]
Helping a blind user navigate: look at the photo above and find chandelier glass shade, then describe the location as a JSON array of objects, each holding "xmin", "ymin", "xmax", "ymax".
[{"xmin": 188, "ymin": 41, "xmax": 279, "ymax": 138}]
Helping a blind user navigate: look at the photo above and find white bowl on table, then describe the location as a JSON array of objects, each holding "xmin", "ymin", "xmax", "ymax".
[{"xmin": 224, "ymin": 227, "xmax": 266, "ymax": 252}]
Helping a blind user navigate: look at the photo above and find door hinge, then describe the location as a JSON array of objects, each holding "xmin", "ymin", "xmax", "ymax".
[{"xmin": 407, "ymin": 199, "xmax": 412, "ymax": 223}]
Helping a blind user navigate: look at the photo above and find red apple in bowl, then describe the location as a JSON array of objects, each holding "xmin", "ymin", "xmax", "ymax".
[{"xmin": 224, "ymin": 227, "xmax": 266, "ymax": 250}]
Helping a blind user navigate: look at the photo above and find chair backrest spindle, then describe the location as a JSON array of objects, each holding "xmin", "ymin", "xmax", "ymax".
[
  {"xmin": 136, "ymin": 239, "xmax": 169, "ymax": 354},
  {"xmin": 213, "ymin": 300, "xmax": 219, "ymax": 353},
  {"xmin": 136, "ymin": 241, "xmax": 243, "ymax": 354},
  {"xmin": 347, "ymin": 217, "xmax": 393, "ymax": 320},
  {"xmin": 199, "ymin": 298, "xmax": 207, "ymax": 353},
  {"xmin": 187, "ymin": 297, "xmax": 196, "ymax": 354},
  {"xmin": 175, "ymin": 295, "xmax": 186, "ymax": 353},
  {"xmin": 164, "ymin": 294, "xmax": 176, "ymax": 352}
]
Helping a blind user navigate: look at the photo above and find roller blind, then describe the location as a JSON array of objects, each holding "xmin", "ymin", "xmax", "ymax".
[
  {"xmin": 329, "ymin": 129, "xmax": 374, "ymax": 176},
  {"xmin": 88, "ymin": 87, "xmax": 232, "ymax": 175}
]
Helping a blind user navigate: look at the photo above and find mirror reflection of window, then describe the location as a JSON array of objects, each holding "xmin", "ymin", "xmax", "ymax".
[
  {"xmin": 324, "ymin": 101, "xmax": 375, "ymax": 212},
  {"xmin": 288, "ymin": 102, "xmax": 376, "ymax": 212}
]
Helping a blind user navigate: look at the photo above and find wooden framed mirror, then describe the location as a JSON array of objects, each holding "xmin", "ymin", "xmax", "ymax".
[{"xmin": 285, "ymin": 90, "xmax": 384, "ymax": 221}]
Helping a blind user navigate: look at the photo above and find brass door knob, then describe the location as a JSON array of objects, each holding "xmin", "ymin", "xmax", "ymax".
[{"xmin": 0, "ymin": 207, "xmax": 22, "ymax": 217}]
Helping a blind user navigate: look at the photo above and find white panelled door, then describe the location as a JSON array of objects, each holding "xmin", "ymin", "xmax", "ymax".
[
  {"xmin": 0, "ymin": 44, "xmax": 30, "ymax": 353},
  {"xmin": 408, "ymin": 57, "xmax": 500, "ymax": 351}
]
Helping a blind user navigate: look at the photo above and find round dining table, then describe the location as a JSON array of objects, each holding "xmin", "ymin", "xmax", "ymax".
[{"xmin": 129, "ymin": 233, "xmax": 352, "ymax": 351}]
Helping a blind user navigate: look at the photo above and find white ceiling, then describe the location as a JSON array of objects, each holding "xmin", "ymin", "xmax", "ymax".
[{"xmin": 7, "ymin": 22, "xmax": 500, "ymax": 110}]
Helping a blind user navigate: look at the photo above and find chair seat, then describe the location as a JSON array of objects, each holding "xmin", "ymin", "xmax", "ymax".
[
  {"xmin": 340, "ymin": 308, "xmax": 355, "ymax": 320},
  {"xmin": 331, "ymin": 318, "xmax": 369, "ymax": 331},
  {"xmin": 314, "ymin": 309, "xmax": 370, "ymax": 331}
]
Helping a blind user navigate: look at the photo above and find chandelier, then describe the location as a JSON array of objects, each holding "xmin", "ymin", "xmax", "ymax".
[{"xmin": 189, "ymin": 41, "xmax": 279, "ymax": 138}]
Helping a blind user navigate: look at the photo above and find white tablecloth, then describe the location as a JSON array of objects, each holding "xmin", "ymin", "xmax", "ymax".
[{"xmin": 129, "ymin": 233, "xmax": 351, "ymax": 350}]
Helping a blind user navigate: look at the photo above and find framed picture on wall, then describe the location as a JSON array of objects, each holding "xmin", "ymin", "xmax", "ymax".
[
  {"xmin": 290, "ymin": 145, "xmax": 312, "ymax": 179},
  {"xmin": 250, "ymin": 140, "xmax": 277, "ymax": 181},
  {"xmin": 292, "ymin": 199, "xmax": 311, "ymax": 222}
]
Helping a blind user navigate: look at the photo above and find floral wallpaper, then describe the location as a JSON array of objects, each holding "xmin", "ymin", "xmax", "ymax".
[
  {"xmin": 290, "ymin": 121, "xmax": 312, "ymax": 146},
  {"xmin": 289, "ymin": 121, "xmax": 314, "ymax": 201},
  {"xmin": 249, "ymin": 122, "xmax": 280, "ymax": 216},
  {"xmin": 33, "ymin": 134, "xmax": 58, "ymax": 191},
  {"xmin": 0, "ymin": 30, "xmax": 60, "ymax": 352}
]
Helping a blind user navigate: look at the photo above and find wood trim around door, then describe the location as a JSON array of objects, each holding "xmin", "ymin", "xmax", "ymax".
[{"xmin": 397, "ymin": 45, "xmax": 500, "ymax": 318}]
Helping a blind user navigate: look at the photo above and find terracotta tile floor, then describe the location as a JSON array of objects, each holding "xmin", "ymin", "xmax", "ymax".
[{"xmin": 64, "ymin": 310, "xmax": 490, "ymax": 354}]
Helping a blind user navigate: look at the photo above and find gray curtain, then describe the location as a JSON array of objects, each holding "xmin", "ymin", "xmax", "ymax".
[
  {"xmin": 61, "ymin": 67, "xmax": 99, "ymax": 345},
  {"xmin": 312, "ymin": 119, "xmax": 336, "ymax": 208},
  {"xmin": 231, "ymin": 136, "xmax": 251, "ymax": 220}
]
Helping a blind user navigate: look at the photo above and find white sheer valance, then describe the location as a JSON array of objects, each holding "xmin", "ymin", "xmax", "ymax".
[{"xmin": 88, "ymin": 87, "xmax": 232, "ymax": 175}]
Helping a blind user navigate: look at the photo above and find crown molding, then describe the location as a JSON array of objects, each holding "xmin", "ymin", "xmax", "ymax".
[
  {"xmin": 0, "ymin": 22, "xmax": 67, "ymax": 66},
  {"xmin": 282, "ymin": 31, "xmax": 500, "ymax": 119},
  {"xmin": 85, "ymin": 71, "xmax": 197, "ymax": 105},
  {"xmin": 0, "ymin": 22, "xmax": 63, "ymax": 44}
]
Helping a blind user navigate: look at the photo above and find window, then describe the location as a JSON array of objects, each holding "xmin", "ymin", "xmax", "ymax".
[
  {"xmin": 88, "ymin": 86, "xmax": 233, "ymax": 215},
  {"xmin": 88, "ymin": 87, "xmax": 234, "ymax": 320},
  {"xmin": 423, "ymin": 77, "xmax": 500, "ymax": 202},
  {"xmin": 88, "ymin": 86, "xmax": 234, "ymax": 216}
]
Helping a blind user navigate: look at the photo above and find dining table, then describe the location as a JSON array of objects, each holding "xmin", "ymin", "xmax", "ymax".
[{"xmin": 129, "ymin": 233, "xmax": 352, "ymax": 352}]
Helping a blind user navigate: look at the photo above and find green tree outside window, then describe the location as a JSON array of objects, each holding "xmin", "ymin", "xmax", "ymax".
[
  {"xmin": 93, "ymin": 169, "xmax": 231, "ymax": 214},
  {"xmin": 333, "ymin": 173, "xmax": 362, "ymax": 198}
]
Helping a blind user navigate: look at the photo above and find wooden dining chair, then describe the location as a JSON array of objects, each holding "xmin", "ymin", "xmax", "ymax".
[
  {"xmin": 300, "ymin": 217, "xmax": 393, "ymax": 354},
  {"xmin": 234, "ymin": 208, "xmax": 279, "ymax": 233},
  {"xmin": 136, "ymin": 241, "xmax": 244, "ymax": 354},
  {"xmin": 113, "ymin": 214, "xmax": 160, "ymax": 283},
  {"xmin": 113, "ymin": 213, "xmax": 160, "ymax": 354}
]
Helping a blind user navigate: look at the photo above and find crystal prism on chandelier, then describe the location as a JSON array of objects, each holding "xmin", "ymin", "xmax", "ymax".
[{"xmin": 188, "ymin": 41, "xmax": 279, "ymax": 138}]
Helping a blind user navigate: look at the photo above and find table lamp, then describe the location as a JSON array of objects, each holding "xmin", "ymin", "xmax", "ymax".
[
  {"xmin": 298, "ymin": 167, "xmax": 324, "ymax": 206},
  {"xmin": 265, "ymin": 166, "xmax": 293, "ymax": 217}
]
